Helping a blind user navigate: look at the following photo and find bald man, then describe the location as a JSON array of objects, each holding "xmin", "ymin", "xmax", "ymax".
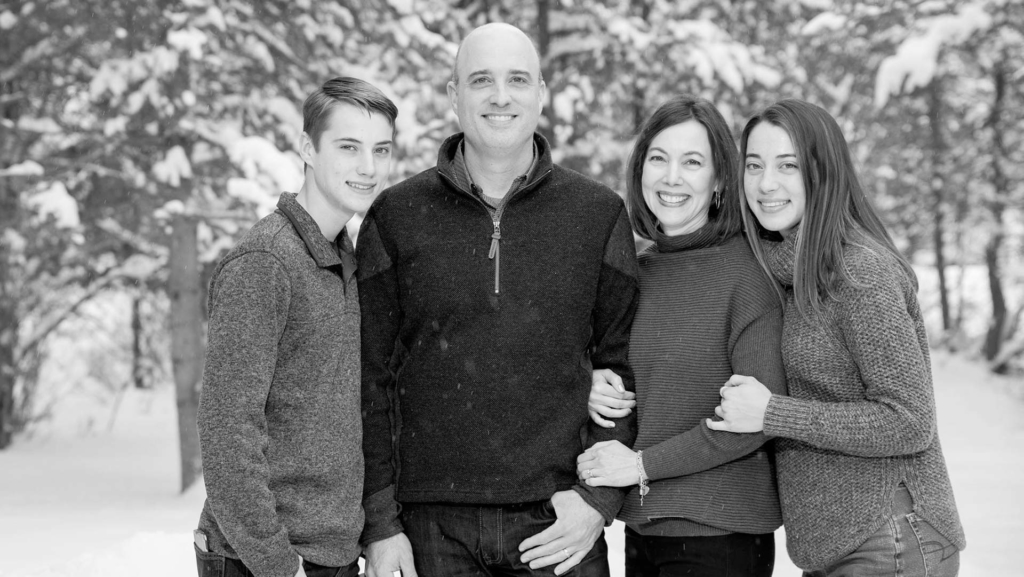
[{"xmin": 357, "ymin": 23, "xmax": 639, "ymax": 577}]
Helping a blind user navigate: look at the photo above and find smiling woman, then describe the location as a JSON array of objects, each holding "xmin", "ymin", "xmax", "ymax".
[
  {"xmin": 583, "ymin": 95, "xmax": 786, "ymax": 577},
  {"xmin": 711, "ymin": 99, "xmax": 967, "ymax": 577},
  {"xmin": 639, "ymin": 121, "xmax": 717, "ymax": 237},
  {"xmin": 742, "ymin": 123, "xmax": 806, "ymax": 239}
]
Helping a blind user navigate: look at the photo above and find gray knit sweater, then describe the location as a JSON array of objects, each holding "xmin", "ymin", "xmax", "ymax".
[
  {"xmin": 619, "ymin": 225, "xmax": 785, "ymax": 536},
  {"xmin": 762, "ymin": 233, "xmax": 965, "ymax": 570},
  {"xmin": 197, "ymin": 193, "xmax": 363, "ymax": 577}
]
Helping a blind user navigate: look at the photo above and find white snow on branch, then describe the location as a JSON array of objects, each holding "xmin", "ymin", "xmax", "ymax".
[
  {"xmin": 553, "ymin": 85, "xmax": 584, "ymax": 124},
  {"xmin": 799, "ymin": 0, "xmax": 834, "ymax": 9},
  {"xmin": 388, "ymin": 0, "xmax": 414, "ymax": 13},
  {"xmin": 228, "ymin": 136, "xmax": 303, "ymax": 194},
  {"xmin": 167, "ymin": 27, "xmax": 208, "ymax": 59},
  {"xmin": 607, "ymin": 16, "xmax": 654, "ymax": 51},
  {"xmin": 874, "ymin": 2, "xmax": 991, "ymax": 108},
  {"xmin": 203, "ymin": 5, "xmax": 226, "ymax": 31},
  {"xmin": 4, "ymin": 229, "xmax": 26, "ymax": 254},
  {"xmin": 918, "ymin": 0, "xmax": 949, "ymax": 14},
  {"xmin": 226, "ymin": 177, "xmax": 278, "ymax": 217},
  {"xmin": 0, "ymin": 160, "xmax": 44, "ymax": 177},
  {"xmin": 666, "ymin": 20, "xmax": 781, "ymax": 92},
  {"xmin": 245, "ymin": 36, "xmax": 276, "ymax": 72},
  {"xmin": 118, "ymin": 254, "xmax": 165, "ymax": 280},
  {"xmin": 104, "ymin": 116, "xmax": 129, "ymax": 137},
  {"xmin": 17, "ymin": 116, "xmax": 61, "ymax": 133},
  {"xmin": 266, "ymin": 96, "xmax": 303, "ymax": 142},
  {"xmin": 200, "ymin": 226, "xmax": 238, "ymax": 264},
  {"xmin": 154, "ymin": 200, "xmax": 186, "ymax": 221},
  {"xmin": 548, "ymin": 34, "xmax": 606, "ymax": 60},
  {"xmin": 0, "ymin": 10, "xmax": 17, "ymax": 29},
  {"xmin": 399, "ymin": 15, "xmax": 449, "ymax": 50},
  {"xmin": 152, "ymin": 146, "xmax": 193, "ymax": 188},
  {"xmin": 802, "ymin": 12, "xmax": 847, "ymax": 35},
  {"xmin": 27, "ymin": 182, "xmax": 80, "ymax": 228},
  {"xmin": 90, "ymin": 48, "xmax": 180, "ymax": 100}
]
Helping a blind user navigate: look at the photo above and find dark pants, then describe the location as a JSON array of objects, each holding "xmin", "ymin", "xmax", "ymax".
[
  {"xmin": 194, "ymin": 545, "xmax": 359, "ymax": 577},
  {"xmin": 624, "ymin": 527, "xmax": 775, "ymax": 577},
  {"xmin": 400, "ymin": 500, "xmax": 611, "ymax": 576}
]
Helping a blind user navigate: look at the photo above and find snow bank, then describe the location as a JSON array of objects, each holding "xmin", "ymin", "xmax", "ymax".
[{"xmin": 1, "ymin": 351, "xmax": 1020, "ymax": 576}]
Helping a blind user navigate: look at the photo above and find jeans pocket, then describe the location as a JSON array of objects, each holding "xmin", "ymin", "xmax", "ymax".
[
  {"xmin": 194, "ymin": 543, "xmax": 225, "ymax": 577},
  {"xmin": 905, "ymin": 513, "xmax": 959, "ymax": 577},
  {"xmin": 541, "ymin": 498, "xmax": 557, "ymax": 519}
]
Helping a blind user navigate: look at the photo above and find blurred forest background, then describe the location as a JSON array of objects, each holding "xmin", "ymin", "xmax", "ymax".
[{"xmin": 1, "ymin": 0, "xmax": 1022, "ymax": 494}]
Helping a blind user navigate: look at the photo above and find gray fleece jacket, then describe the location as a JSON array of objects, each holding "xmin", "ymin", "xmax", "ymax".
[{"xmin": 197, "ymin": 193, "xmax": 363, "ymax": 577}]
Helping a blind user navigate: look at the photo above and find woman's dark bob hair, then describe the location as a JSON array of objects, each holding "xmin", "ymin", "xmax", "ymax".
[{"xmin": 626, "ymin": 95, "xmax": 742, "ymax": 241}]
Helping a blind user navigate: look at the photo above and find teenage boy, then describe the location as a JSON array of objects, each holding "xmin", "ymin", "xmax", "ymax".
[{"xmin": 195, "ymin": 77, "xmax": 397, "ymax": 577}]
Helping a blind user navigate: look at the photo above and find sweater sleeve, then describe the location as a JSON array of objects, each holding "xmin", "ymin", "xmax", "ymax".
[
  {"xmin": 572, "ymin": 205, "xmax": 641, "ymax": 525},
  {"xmin": 198, "ymin": 252, "xmax": 300, "ymax": 577},
  {"xmin": 764, "ymin": 260, "xmax": 936, "ymax": 457},
  {"xmin": 356, "ymin": 208, "xmax": 405, "ymax": 545},
  {"xmin": 642, "ymin": 305, "xmax": 787, "ymax": 480}
]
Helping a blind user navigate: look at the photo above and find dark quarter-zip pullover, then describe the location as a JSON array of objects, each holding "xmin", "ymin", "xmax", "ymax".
[{"xmin": 357, "ymin": 132, "xmax": 641, "ymax": 544}]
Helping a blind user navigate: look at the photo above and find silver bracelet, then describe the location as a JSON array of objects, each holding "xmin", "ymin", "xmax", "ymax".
[{"xmin": 636, "ymin": 450, "xmax": 649, "ymax": 506}]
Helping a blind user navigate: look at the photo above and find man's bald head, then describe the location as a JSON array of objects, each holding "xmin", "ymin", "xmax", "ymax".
[{"xmin": 450, "ymin": 23, "xmax": 544, "ymax": 86}]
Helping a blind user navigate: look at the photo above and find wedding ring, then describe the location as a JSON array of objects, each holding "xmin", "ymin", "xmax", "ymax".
[{"xmin": 562, "ymin": 547, "xmax": 570, "ymax": 560}]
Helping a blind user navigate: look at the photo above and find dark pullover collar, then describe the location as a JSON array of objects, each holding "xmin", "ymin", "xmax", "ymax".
[
  {"xmin": 437, "ymin": 132, "xmax": 553, "ymax": 197},
  {"xmin": 277, "ymin": 192, "xmax": 357, "ymax": 283},
  {"xmin": 452, "ymin": 139, "xmax": 539, "ymax": 202},
  {"xmin": 654, "ymin": 220, "xmax": 729, "ymax": 253}
]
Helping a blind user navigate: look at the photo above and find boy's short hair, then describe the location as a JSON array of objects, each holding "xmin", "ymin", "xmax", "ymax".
[{"xmin": 303, "ymin": 77, "xmax": 398, "ymax": 149}]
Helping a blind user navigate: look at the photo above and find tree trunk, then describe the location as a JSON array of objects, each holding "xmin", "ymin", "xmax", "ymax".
[
  {"xmin": 631, "ymin": 0, "xmax": 651, "ymax": 133},
  {"xmin": 927, "ymin": 78, "xmax": 952, "ymax": 333},
  {"xmin": 536, "ymin": 0, "xmax": 557, "ymax": 147},
  {"xmin": 983, "ymin": 59, "xmax": 1009, "ymax": 371},
  {"xmin": 132, "ymin": 291, "xmax": 147, "ymax": 388},
  {"xmin": 0, "ymin": 175, "xmax": 18, "ymax": 449},
  {"xmin": 169, "ymin": 213, "xmax": 204, "ymax": 492},
  {"xmin": 0, "ymin": 262, "xmax": 16, "ymax": 450}
]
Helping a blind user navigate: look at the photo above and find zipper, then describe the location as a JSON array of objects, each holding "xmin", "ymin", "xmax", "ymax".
[
  {"xmin": 438, "ymin": 167, "xmax": 552, "ymax": 297},
  {"xmin": 488, "ymin": 220, "xmax": 500, "ymax": 294}
]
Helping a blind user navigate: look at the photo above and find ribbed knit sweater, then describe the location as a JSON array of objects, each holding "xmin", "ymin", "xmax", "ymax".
[
  {"xmin": 618, "ymin": 225, "xmax": 786, "ymax": 536},
  {"xmin": 358, "ymin": 133, "xmax": 640, "ymax": 544},
  {"xmin": 762, "ymin": 233, "xmax": 966, "ymax": 570}
]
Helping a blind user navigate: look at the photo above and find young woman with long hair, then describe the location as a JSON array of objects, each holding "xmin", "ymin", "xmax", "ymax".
[{"xmin": 709, "ymin": 99, "xmax": 966, "ymax": 577}]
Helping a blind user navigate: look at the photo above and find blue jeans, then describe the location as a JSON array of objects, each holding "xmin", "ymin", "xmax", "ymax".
[
  {"xmin": 400, "ymin": 500, "xmax": 611, "ymax": 576},
  {"xmin": 624, "ymin": 526, "xmax": 775, "ymax": 577},
  {"xmin": 803, "ymin": 486, "xmax": 960, "ymax": 577},
  {"xmin": 193, "ymin": 545, "xmax": 359, "ymax": 577}
]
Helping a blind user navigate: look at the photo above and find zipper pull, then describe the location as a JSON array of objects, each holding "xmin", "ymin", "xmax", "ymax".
[{"xmin": 488, "ymin": 221, "xmax": 500, "ymax": 294}]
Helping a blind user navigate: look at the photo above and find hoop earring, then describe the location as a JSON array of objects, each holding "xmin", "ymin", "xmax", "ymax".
[{"xmin": 713, "ymin": 189, "xmax": 721, "ymax": 209}]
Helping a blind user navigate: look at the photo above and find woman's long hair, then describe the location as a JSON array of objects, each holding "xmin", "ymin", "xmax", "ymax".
[{"xmin": 738, "ymin": 99, "xmax": 916, "ymax": 317}]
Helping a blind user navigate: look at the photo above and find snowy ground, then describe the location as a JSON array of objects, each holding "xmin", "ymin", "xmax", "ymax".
[{"xmin": 0, "ymin": 351, "xmax": 1020, "ymax": 577}]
